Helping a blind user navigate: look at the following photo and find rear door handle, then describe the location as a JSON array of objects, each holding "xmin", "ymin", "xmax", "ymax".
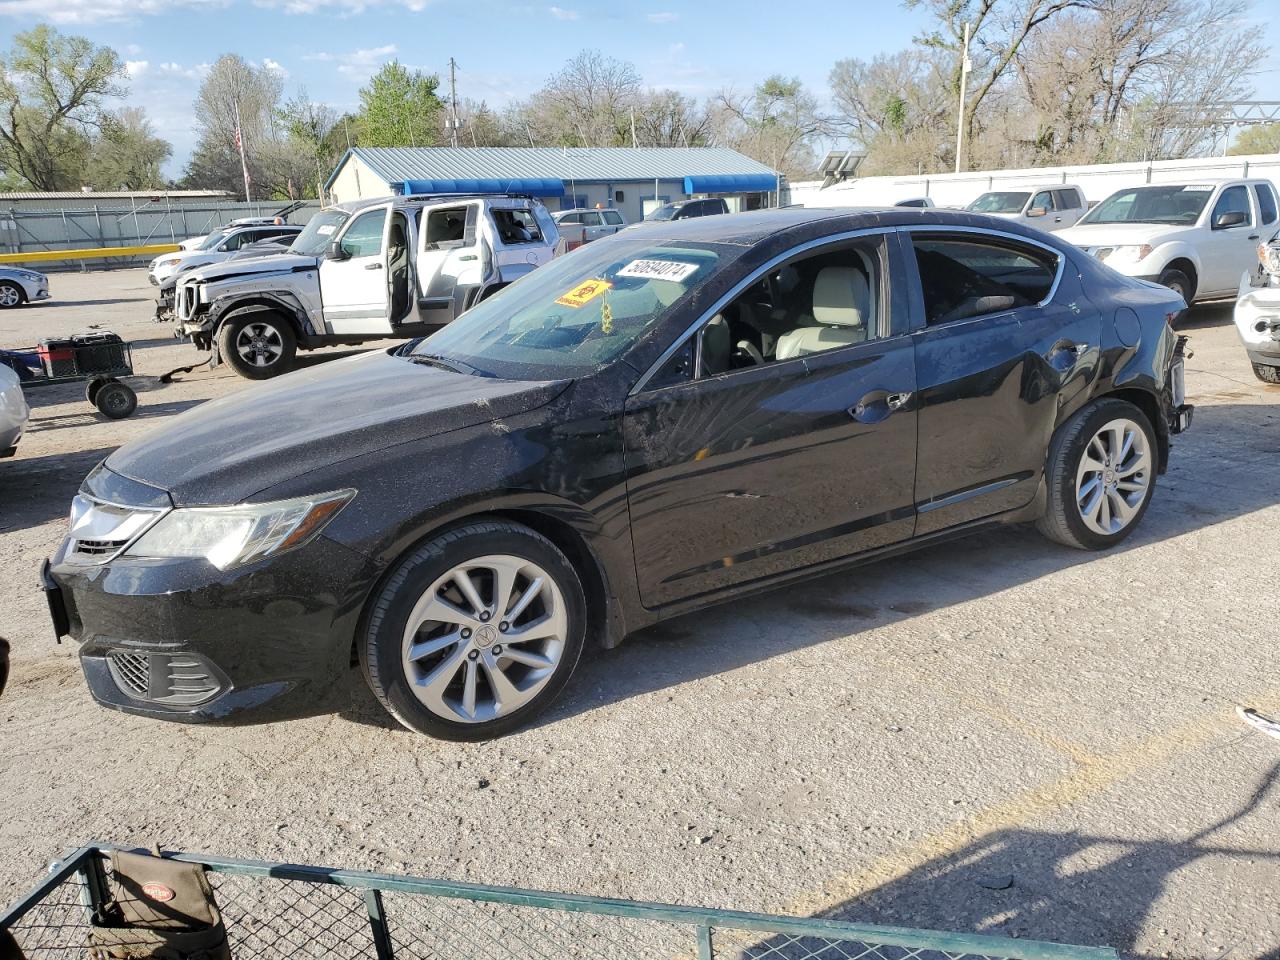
[
  {"xmin": 459, "ymin": 254, "xmax": 478, "ymax": 261},
  {"xmin": 1249, "ymin": 234, "xmax": 1260, "ymax": 241},
  {"xmin": 364, "ymin": 262, "xmax": 383, "ymax": 270}
]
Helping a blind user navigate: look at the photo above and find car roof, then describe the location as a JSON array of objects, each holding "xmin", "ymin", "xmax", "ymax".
[{"xmin": 624, "ymin": 206, "xmax": 1066, "ymax": 246}]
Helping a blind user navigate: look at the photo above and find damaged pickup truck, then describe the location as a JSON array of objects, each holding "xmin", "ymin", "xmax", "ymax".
[{"xmin": 175, "ymin": 194, "xmax": 562, "ymax": 379}]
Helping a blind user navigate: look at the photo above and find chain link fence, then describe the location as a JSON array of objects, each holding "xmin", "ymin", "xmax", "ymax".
[
  {"xmin": 0, "ymin": 201, "xmax": 321, "ymax": 271},
  {"xmin": 2, "ymin": 846, "xmax": 1117, "ymax": 960}
]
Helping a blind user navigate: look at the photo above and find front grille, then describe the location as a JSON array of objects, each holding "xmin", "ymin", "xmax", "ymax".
[
  {"xmin": 106, "ymin": 650, "xmax": 225, "ymax": 705},
  {"xmin": 109, "ymin": 651, "xmax": 150, "ymax": 697},
  {"xmin": 71, "ymin": 537, "xmax": 130, "ymax": 558}
]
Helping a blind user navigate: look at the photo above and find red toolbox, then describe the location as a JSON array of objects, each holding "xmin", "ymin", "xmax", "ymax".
[{"xmin": 37, "ymin": 338, "xmax": 77, "ymax": 378}]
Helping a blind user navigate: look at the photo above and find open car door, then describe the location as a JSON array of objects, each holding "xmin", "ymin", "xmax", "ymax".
[{"xmin": 416, "ymin": 202, "xmax": 485, "ymax": 323}]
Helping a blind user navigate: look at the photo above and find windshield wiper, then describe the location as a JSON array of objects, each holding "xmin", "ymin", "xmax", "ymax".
[{"xmin": 408, "ymin": 353, "xmax": 485, "ymax": 376}]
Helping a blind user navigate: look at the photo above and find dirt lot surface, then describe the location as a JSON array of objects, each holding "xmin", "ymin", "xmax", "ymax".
[{"xmin": 1, "ymin": 268, "xmax": 1278, "ymax": 959}]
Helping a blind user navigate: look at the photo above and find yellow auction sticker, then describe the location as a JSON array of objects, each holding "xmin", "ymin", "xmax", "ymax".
[{"xmin": 555, "ymin": 278, "xmax": 612, "ymax": 308}]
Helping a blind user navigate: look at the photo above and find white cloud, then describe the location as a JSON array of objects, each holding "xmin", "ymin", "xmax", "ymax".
[
  {"xmin": 0, "ymin": 0, "xmax": 224, "ymax": 23},
  {"xmin": 646, "ymin": 10, "xmax": 677, "ymax": 22},
  {"xmin": 254, "ymin": 0, "xmax": 427, "ymax": 12},
  {"xmin": 263, "ymin": 58, "xmax": 287, "ymax": 75},
  {"xmin": 125, "ymin": 60, "xmax": 149, "ymax": 77},
  {"xmin": 158, "ymin": 61, "xmax": 212, "ymax": 81},
  {"xmin": 548, "ymin": 5, "xmax": 578, "ymax": 19},
  {"xmin": 303, "ymin": 44, "xmax": 398, "ymax": 80}
]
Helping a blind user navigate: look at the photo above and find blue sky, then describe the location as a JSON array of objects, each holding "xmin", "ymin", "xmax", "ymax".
[{"xmin": 0, "ymin": 0, "xmax": 1275, "ymax": 179}]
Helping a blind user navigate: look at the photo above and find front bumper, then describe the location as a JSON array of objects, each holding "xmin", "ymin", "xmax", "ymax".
[
  {"xmin": 1234, "ymin": 274, "xmax": 1280, "ymax": 362},
  {"xmin": 44, "ymin": 534, "xmax": 379, "ymax": 722}
]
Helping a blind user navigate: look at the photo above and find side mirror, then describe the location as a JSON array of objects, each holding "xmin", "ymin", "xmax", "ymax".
[
  {"xmin": 1213, "ymin": 210, "xmax": 1247, "ymax": 229},
  {"xmin": 1027, "ymin": 206, "xmax": 1048, "ymax": 218},
  {"xmin": 325, "ymin": 240, "xmax": 350, "ymax": 261}
]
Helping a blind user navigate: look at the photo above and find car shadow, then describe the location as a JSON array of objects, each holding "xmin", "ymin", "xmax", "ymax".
[
  {"xmin": 727, "ymin": 759, "xmax": 1280, "ymax": 958},
  {"xmin": 23, "ymin": 398, "xmax": 206, "ymax": 434},
  {"xmin": 335, "ymin": 400, "xmax": 1280, "ymax": 735},
  {"xmin": 1177, "ymin": 300, "xmax": 1233, "ymax": 331},
  {"xmin": 0, "ymin": 447, "xmax": 117, "ymax": 530},
  {"xmin": 23, "ymin": 297, "xmax": 149, "ymax": 308}
]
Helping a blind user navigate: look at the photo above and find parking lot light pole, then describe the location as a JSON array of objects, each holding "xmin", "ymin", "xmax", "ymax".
[{"xmin": 954, "ymin": 21, "xmax": 971, "ymax": 174}]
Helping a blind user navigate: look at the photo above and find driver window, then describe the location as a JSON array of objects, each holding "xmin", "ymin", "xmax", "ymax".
[
  {"xmin": 340, "ymin": 209, "xmax": 387, "ymax": 258},
  {"xmin": 1211, "ymin": 186, "xmax": 1252, "ymax": 227},
  {"xmin": 1030, "ymin": 191, "xmax": 1053, "ymax": 212},
  {"xmin": 695, "ymin": 240, "xmax": 883, "ymax": 377}
]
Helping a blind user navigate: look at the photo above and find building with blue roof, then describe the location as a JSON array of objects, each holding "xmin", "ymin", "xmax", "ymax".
[{"xmin": 325, "ymin": 146, "xmax": 783, "ymax": 223}]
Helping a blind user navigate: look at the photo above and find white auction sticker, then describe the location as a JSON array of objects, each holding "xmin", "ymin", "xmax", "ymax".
[{"xmin": 617, "ymin": 259, "xmax": 700, "ymax": 282}]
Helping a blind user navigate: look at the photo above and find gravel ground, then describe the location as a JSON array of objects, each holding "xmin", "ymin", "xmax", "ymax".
[{"xmin": 1, "ymin": 269, "xmax": 1278, "ymax": 959}]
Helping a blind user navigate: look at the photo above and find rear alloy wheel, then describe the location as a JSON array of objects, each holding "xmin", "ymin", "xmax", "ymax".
[
  {"xmin": 361, "ymin": 521, "xmax": 586, "ymax": 739},
  {"xmin": 1037, "ymin": 399, "xmax": 1157, "ymax": 550},
  {"xmin": 0, "ymin": 282, "xmax": 25, "ymax": 309},
  {"xmin": 1252, "ymin": 362, "xmax": 1280, "ymax": 384},
  {"xmin": 219, "ymin": 313, "xmax": 297, "ymax": 380}
]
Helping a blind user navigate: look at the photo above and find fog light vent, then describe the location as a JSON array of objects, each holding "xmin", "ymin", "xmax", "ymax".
[{"xmin": 108, "ymin": 651, "xmax": 150, "ymax": 697}]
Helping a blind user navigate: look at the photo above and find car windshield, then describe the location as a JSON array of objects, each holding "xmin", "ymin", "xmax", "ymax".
[
  {"xmin": 197, "ymin": 230, "xmax": 231, "ymax": 251},
  {"xmin": 412, "ymin": 238, "xmax": 734, "ymax": 379},
  {"xmin": 290, "ymin": 209, "xmax": 351, "ymax": 255},
  {"xmin": 966, "ymin": 192, "xmax": 1030, "ymax": 214},
  {"xmin": 645, "ymin": 204, "xmax": 681, "ymax": 221},
  {"xmin": 1079, "ymin": 185, "xmax": 1213, "ymax": 225}
]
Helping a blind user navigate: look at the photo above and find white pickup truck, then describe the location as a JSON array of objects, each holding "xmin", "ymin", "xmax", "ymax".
[
  {"xmin": 1060, "ymin": 179, "xmax": 1280, "ymax": 304},
  {"xmin": 176, "ymin": 194, "xmax": 561, "ymax": 379}
]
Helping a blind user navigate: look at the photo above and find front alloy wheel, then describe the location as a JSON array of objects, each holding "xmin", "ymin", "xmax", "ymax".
[
  {"xmin": 362, "ymin": 521, "xmax": 586, "ymax": 739},
  {"xmin": 218, "ymin": 313, "xmax": 297, "ymax": 380}
]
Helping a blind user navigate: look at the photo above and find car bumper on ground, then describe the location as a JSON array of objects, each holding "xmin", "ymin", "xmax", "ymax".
[{"xmin": 43, "ymin": 535, "xmax": 379, "ymax": 722}]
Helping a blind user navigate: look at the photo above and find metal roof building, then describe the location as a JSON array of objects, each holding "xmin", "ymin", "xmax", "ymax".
[
  {"xmin": 0, "ymin": 189, "xmax": 232, "ymax": 211},
  {"xmin": 325, "ymin": 147, "xmax": 781, "ymax": 222}
]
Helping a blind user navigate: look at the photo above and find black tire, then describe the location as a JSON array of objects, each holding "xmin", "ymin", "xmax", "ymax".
[
  {"xmin": 93, "ymin": 380, "xmax": 137, "ymax": 419},
  {"xmin": 1036, "ymin": 398, "xmax": 1158, "ymax": 550},
  {"xmin": 1156, "ymin": 267, "xmax": 1194, "ymax": 305},
  {"xmin": 0, "ymin": 281, "xmax": 26, "ymax": 309},
  {"xmin": 1252, "ymin": 361, "xmax": 1280, "ymax": 384},
  {"xmin": 85, "ymin": 377, "xmax": 107, "ymax": 405},
  {"xmin": 218, "ymin": 312, "xmax": 297, "ymax": 380},
  {"xmin": 361, "ymin": 521, "xmax": 587, "ymax": 740}
]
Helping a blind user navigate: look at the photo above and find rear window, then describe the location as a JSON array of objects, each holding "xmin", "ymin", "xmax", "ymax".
[
  {"xmin": 1255, "ymin": 184, "xmax": 1278, "ymax": 226},
  {"xmin": 913, "ymin": 236, "xmax": 1058, "ymax": 326}
]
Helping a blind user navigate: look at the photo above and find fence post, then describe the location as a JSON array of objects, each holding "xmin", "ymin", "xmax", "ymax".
[
  {"xmin": 363, "ymin": 888, "xmax": 396, "ymax": 960},
  {"xmin": 697, "ymin": 924, "xmax": 713, "ymax": 960}
]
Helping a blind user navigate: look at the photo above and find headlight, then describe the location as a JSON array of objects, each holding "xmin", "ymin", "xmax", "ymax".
[
  {"xmin": 126, "ymin": 489, "xmax": 355, "ymax": 570},
  {"xmin": 14, "ymin": 269, "xmax": 44, "ymax": 282},
  {"xmin": 1108, "ymin": 244, "xmax": 1152, "ymax": 262},
  {"xmin": 156, "ymin": 258, "xmax": 183, "ymax": 269}
]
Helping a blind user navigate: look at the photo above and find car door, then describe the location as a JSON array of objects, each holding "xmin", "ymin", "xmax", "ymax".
[
  {"xmin": 602, "ymin": 210, "xmax": 625, "ymax": 234},
  {"xmin": 1024, "ymin": 190, "xmax": 1055, "ymax": 230},
  {"xmin": 1054, "ymin": 189, "xmax": 1085, "ymax": 228},
  {"xmin": 622, "ymin": 232, "xmax": 918, "ymax": 608},
  {"xmin": 907, "ymin": 229, "xmax": 1099, "ymax": 535},
  {"xmin": 319, "ymin": 204, "xmax": 391, "ymax": 334},
  {"xmin": 416, "ymin": 202, "xmax": 484, "ymax": 322},
  {"xmin": 581, "ymin": 211, "xmax": 607, "ymax": 242},
  {"xmin": 1198, "ymin": 185, "xmax": 1260, "ymax": 296}
]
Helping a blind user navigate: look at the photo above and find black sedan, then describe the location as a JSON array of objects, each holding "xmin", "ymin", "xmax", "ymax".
[{"xmin": 44, "ymin": 208, "xmax": 1193, "ymax": 739}]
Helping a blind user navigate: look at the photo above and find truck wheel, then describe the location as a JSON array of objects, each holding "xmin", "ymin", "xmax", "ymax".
[
  {"xmin": 1036, "ymin": 398, "xmax": 1158, "ymax": 550},
  {"xmin": 1156, "ymin": 268, "xmax": 1194, "ymax": 304},
  {"xmin": 218, "ymin": 313, "xmax": 297, "ymax": 380},
  {"xmin": 1252, "ymin": 362, "xmax": 1280, "ymax": 384},
  {"xmin": 94, "ymin": 380, "xmax": 137, "ymax": 419}
]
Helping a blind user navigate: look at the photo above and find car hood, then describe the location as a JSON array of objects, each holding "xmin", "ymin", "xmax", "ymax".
[
  {"xmin": 1059, "ymin": 222, "xmax": 1189, "ymax": 248},
  {"xmin": 183, "ymin": 253, "xmax": 318, "ymax": 286},
  {"xmin": 105, "ymin": 350, "xmax": 570, "ymax": 506}
]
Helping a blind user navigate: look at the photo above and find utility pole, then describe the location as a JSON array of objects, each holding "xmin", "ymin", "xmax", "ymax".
[
  {"xmin": 630, "ymin": 106, "xmax": 638, "ymax": 148},
  {"xmin": 449, "ymin": 57, "xmax": 460, "ymax": 148},
  {"xmin": 954, "ymin": 21, "xmax": 972, "ymax": 174}
]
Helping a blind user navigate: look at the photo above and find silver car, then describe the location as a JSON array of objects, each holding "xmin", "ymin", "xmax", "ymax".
[
  {"xmin": 0, "ymin": 363, "xmax": 29, "ymax": 457},
  {"xmin": 0, "ymin": 267, "xmax": 50, "ymax": 309}
]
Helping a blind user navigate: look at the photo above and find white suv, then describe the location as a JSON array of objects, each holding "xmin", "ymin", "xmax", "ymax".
[
  {"xmin": 1060, "ymin": 179, "xmax": 1280, "ymax": 304},
  {"xmin": 964, "ymin": 185, "xmax": 1088, "ymax": 232}
]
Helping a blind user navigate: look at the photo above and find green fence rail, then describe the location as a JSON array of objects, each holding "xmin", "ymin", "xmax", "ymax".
[{"xmin": 1, "ymin": 844, "xmax": 1118, "ymax": 960}]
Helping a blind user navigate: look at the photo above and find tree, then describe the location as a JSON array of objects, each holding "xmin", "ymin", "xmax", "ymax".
[
  {"xmin": 524, "ymin": 50, "xmax": 642, "ymax": 147},
  {"xmin": 86, "ymin": 107, "xmax": 170, "ymax": 190},
  {"xmin": 355, "ymin": 61, "xmax": 443, "ymax": 148},
  {"xmin": 631, "ymin": 89, "xmax": 711, "ymax": 147},
  {"xmin": 186, "ymin": 54, "xmax": 285, "ymax": 198},
  {"xmin": 828, "ymin": 50, "xmax": 955, "ymax": 173},
  {"xmin": 1229, "ymin": 123, "xmax": 1280, "ymax": 156},
  {"xmin": 710, "ymin": 76, "xmax": 826, "ymax": 179},
  {"xmin": 0, "ymin": 26, "xmax": 126, "ymax": 190},
  {"xmin": 279, "ymin": 89, "xmax": 343, "ymax": 198}
]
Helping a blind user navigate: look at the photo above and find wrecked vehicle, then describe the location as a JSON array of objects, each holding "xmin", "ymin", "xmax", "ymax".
[
  {"xmin": 1234, "ymin": 231, "xmax": 1280, "ymax": 383},
  {"xmin": 45, "ymin": 207, "xmax": 1192, "ymax": 739},
  {"xmin": 174, "ymin": 194, "xmax": 561, "ymax": 378}
]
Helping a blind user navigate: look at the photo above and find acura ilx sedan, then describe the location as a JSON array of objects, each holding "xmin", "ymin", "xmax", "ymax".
[{"xmin": 44, "ymin": 207, "xmax": 1193, "ymax": 739}]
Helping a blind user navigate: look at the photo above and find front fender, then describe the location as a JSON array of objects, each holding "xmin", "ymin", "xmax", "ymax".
[{"xmin": 1146, "ymin": 239, "xmax": 1202, "ymax": 279}]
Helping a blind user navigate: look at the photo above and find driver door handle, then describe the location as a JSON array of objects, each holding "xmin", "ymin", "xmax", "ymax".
[{"xmin": 364, "ymin": 262, "xmax": 383, "ymax": 271}]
